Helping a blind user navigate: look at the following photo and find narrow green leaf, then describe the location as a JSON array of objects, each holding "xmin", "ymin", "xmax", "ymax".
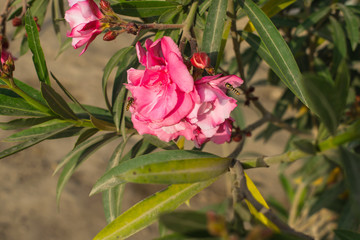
[
  {"xmin": 111, "ymin": 1, "xmax": 178, "ymax": 18},
  {"xmin": 41, "ymin": 82, "xmax": 78, "ymax": 120},
  {"xmin": 112, "ymin": 48, "xmax": 138, "ymax": 104},
  {"xmin": 198, "ymin": 0, "xmax": 211, "ymax": 15},
  {"xmin": 102, "ymin": 46, "xmax": 134, "ymax": 111},
  {"xmin": 4, "ymin": 119, "xmax": 72, "ymax": 142},
  {"xmin": 295, "ymin": 6, "xmax": 331, "ymax": 36},
  {"xmin": 0, "ymin": 116, "xmax": 53, "ymax": 130},
  {"xmin": 292, "ymin": 139, "xmax": 317, "ymax": 155},
  {"xmin": 24, "ymin": 10, "xmax": 50, "ymax": 85},
  {"xmin": 90, "ymin": 150, "xmax": 230, "ymax": 195},
  {"xmin": 238, "ymin": 0, "xmax": 307, "ymax": 106},
  {"xmin": 202, "ymin": 0, "xmax": 228, "ymax": 66},
  {"xmin": 238, "ymin": 31, "xmax": 286, "ymax": 82},
  {"xmin": 334, "ymin": 229, "xmax": 360, "ymax": 240},
  {"xmin": 74, "ymin": 128, "xmax": 98, "ymax": 147},
  {"xmin": 279, "ymin": 173, "xmax": 294, "ymax": 202},
  {"xmin": 121, "ymin": 138, "xmax": 157, "ymax": 162},
  {"xmin": 93, "ymin": 179, "xmax": 216, "ymax": 240},
  {"xmin": 329, "ymin": 16, "xmax": 347, "ymax": 75},
  {"xmin": 56, "ymin": 133, "xmax": 118, "ymax": 205},
  {"xmin": 337, "ymin": 3, "xmax": 360, "ymax": 51},
  {"xmin": 0, "ymin": 122, "xmax": 74, "ymax": 159},
  {"xmin": 159, "ymin": 211, "xmax": 209, "ymax": 236},
  {"xmin": 215, "ymin": 19, "xmax": 231, "ymax": 70},
  {"xmin": 0, "ymin": 93, "xmax": 47, "ymax": 116},
  {"xmin": 143, "ymin": 134, "xmax": 178, "ymax": 150},
  {"xmin": 112, "ymin": 86, "xmax": 127, "ymax": 132}
]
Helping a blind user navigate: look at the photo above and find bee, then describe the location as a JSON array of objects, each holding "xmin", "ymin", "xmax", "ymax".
[
  {"xmin": 126, "ymin": 97, "xmax": 134, "ymax": 111},
  {"xmin": 225, "ymin": 83, "xmax": 241, "ymax": 95}
]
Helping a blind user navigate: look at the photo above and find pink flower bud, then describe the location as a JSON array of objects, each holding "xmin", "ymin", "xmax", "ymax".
[
  {"xmin": 12, "ymin": 17, "xmax": 22, "ymax": 27},
  {"xmin": 190, "ymin": 52, "xmax": 210, "ymax": 69},
  {"xmin": 103, "ymin": 31, "xmax": 117, "ymax": 41},
  {"xmin": 100, "ymin": 0, "xmax": 111, "ymax": 12}
]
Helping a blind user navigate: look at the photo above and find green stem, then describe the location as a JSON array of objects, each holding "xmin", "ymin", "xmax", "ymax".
[
  {"xmin": 241, "ymin": 121, "xmax": 360, "ymax": 169},
  {"xmin": 179, "ymin": 0, "xmax": 199, "ymax": 51},
  {"xmin": 1, "ymin": 77, "xmax": 53, "ymax": 115}
]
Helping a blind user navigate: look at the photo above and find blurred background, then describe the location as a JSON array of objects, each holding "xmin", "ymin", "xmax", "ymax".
[{"xmin": 0, "ymin": 1, "xmax": 291, "ymax": 239}]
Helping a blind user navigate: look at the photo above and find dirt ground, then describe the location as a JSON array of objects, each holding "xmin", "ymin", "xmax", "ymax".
[{"xmin": 0, "ymin": 4, "xmax": 291, "ymax": 239}]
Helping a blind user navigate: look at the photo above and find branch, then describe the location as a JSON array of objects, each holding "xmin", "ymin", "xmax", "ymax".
[
  {"xmin": 231, "ymin": 161, "xmax": 314, "ymax": 240},
  {"xmin": 179, "ymin": 0, "xmax": 199, "ymax": 53}
]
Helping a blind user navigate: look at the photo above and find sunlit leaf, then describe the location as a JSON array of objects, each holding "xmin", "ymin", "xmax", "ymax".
[
  {"xmin": 111, "ymin": 1, "xmax": 179, "ymax": 18},
  {"xmin": 90, "ymin": 150, "xmax": 230, "ymax": 195},
  {"xmin": 93, "ymin": 179, "xmax": 216, "ymax": 240},
  {"xmin": 238, "ymin": 0, "xmax": 307, "ymax": 106}
]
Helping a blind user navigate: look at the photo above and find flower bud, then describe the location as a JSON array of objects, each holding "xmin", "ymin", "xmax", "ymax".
[
  {"xmin": 100, "ymin": 0, "xmax": 111, "ymax": 12},
  {"xmin": 103, "ymin": 30, "xmax": 118, "ymax": 41},
  {"xmin": 33, "ymin": 16, "xmax": 38, "ymax": 22},
  {"xmin": 12, "ymin": 17, "xmax": 22, "ymax": 27},
  {"xmin": 191, "ymin": 52, "xmax": 210, "ymax": 69}
]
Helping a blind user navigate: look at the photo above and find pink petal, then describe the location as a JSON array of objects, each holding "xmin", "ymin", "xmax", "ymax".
[
  {"xmin": 167, "ymin": 52, "xmax": 194, "ymax": 93},
  {"xmin": 161, "ymin": 36, "xmax": 182, "ymax": 59},
  {"xmin": 136, "ymin": 42, "xmax": 147, "ymax": 66},
  {"xmin": 127, "ymin": 68, "xmax": 145, "ymax": 86}
]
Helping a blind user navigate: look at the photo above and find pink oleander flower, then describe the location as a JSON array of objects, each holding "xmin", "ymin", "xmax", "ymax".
[
  {"xmin": 187, "ymin": 75, "xmax": 243, "ymax": 147},
  {"xmin": 126, "ymin": 37, "xmax": 197, "ymax": 142},
  {"xmin": 65, "ymin": 0, "xmax": 104, "ymax": 55}
]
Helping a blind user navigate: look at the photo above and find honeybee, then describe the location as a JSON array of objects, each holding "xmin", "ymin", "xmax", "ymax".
[
  {"xmin": 225, "ymin": 83, "xmax": 241, "ymax": 95},
  {"xmin": 126, "ymin": 97, "xmax": 134, "ymax": 111}
]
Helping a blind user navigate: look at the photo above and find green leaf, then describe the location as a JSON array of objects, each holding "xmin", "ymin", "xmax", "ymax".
[
  {"xmin": 334, "ymin": 229, "xmax": 360, "ymax": 240},
  {"xmin": 93, "ymin": 179, "xmax": 216, "ymax": 240},
  {"xmin": 102, "ymin": 46, "xmax": 134, "ymax": 111},
  {"xmin": 337, "ymin": 3, "xmax": 360, "ymax": 51},
  {"xmin": 292, "ymin": 139, "xmax": 317, "ymax": 155},
  {"xmin": 111, "ymin": 1, "xmax": 179, "ymax": 18},
  {"xmin": 0, "ymin": 116, "xmax": 53, "ymax": 130},
  {"xmin": 201, "ymin": 0, "xmax": 228, "ymax": 66},
  {"xmin": 279, "ymin": 173, "xmax": 294, "ymax": 202},
  {"xmin": 238, "ymin": 31, "xmax": 285, "ymax": 82},
  {"xmin": 238, "ymin": 0, "xmax": 307, "ymax": 106},
  {"xmin": 0, "ymin": 122, "xmax": 74, "ymax": 159},
  {"xmin": 143, "ymin": 134, "xmax": 179, "ymax": 150},
  {"xmin": 112, "ymin": 86, "xmax": 127, "ymax": 132},
  {"xmin": 41, "ymin": 82, "xmax": 78, "ymax": 120},
  {"xmin": 198, "ymin": 0, "xmax": 211, "ymax": 15},
  {"xmin": 24, "ymin": 10, "xmax": 50, "ymax": 85},
  {"xmin": 102, "ymin": 141, "xmax": 126, "ymax": 224},
  {"xmin": 0, "ymin": 93, "xmax": 47, "ymax": 116},
  {"xmin": 90, "ymin": 150, "xmax": 230, "ymax": 195},
  {"xmin": 301, "ymin": 61, "xmax": 349, "ymax": 134},
  {"xmin": 159, "ymin": 211, "xmax": 209, "ymax": 236},
  {"xmin": 329, "ymin": 16, "xmax": 347, "ymax": 75},
  {"xmin": 112, "ymin": 48, "xmax": 138, "ymax": 104},
  {"xmin": 294, "ymin": 6, "xmax": 331, "ymax": 36},
  {"xmin": 74, "ymin": 128, "xmax": 98, "ymax": 147},
  {"xmin": 121, "ymin": 138, "xmax": 157, "ymax": 162},
  {"xmin": 56, "ymin": 133, "xmax": 118, "ymax": 205},
  {"xmin": 215, "ymin": 19, "xmax": 231, "ymax": 70},
  {"xmin": 4, "ymin": 119, "xmax": 72, "ymax": 142},
  {"xmin": 90, "ymin": 116, "xmax": 116, "ymax": 131}
]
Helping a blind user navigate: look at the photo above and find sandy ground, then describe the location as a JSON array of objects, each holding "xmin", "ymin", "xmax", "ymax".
[{"xmin": 0, "ymin": 4, "xmax": 291, "ymax": 239}]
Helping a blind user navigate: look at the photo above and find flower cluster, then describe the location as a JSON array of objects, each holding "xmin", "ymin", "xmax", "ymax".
[
  {"xmin": 64, "ymin": 0, "xmax": 104, "ymax": 55},
  {"xmin": 126, "ymin": 37, "xmax": 243, "ymax": 147}
]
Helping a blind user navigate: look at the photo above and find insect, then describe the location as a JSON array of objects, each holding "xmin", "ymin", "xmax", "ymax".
[
  {"xmin": 225, "ymin": 83, "xmax": 241, "ymax": 95},
  {"xmin": 126, "ymin": 97, "xmax": 134, "ymax": 111}
]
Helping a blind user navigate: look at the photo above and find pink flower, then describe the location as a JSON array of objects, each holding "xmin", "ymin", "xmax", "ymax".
[
  {"xmin": 64, "ymin": 0, "xmax": 104, "ymax": 55},
  {"xmin": 126, "ymin": 37, "xmax": 197, "ymax": 142},
  {"xmin": 187, "ymin": 75, "xmax": 243, "ymax": 147}
]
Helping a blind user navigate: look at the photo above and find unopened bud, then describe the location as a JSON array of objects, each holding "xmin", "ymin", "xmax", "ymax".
[
  {"xmin": 245, "ymin": 131, "xmax": 252, "ymax": 137},
  {"xmin": 5, "ymin": 54, "xmax": 15, "ymax": 72},
  {"xmin": 12, "ymin": 17, "xmax": 22, "ymax": 27},
  {"xmin": 100, "ymin": 0, "xmax": 111, "ymax": 12},
  {"xmin": 33, "ymin": 16, "xmax": 38, "ymax": 22},
  {"xmin": 232, "ymin": 135, "xmax": 242, "ymax": 142},
  {"xmin": 103, "ymin": 30, "xmax": 118, "ymax": 41},
  {"xmin": 191, "ymin": 52, "xmax": 210, "ymax": 69}
]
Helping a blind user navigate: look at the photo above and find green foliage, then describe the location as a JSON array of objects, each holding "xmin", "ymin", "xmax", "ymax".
[{"xmin": 1, "ymin": 0, "xmax": 360, "ymax": 239}]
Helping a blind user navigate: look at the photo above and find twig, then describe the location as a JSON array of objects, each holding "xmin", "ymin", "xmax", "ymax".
[
  {"xmin": 231, "ymin": 161, "xmax": 314, "ymax": 240},
  {"xmin": 179, "ymin": 0, "xmax": 199, "ymax": 53}
]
